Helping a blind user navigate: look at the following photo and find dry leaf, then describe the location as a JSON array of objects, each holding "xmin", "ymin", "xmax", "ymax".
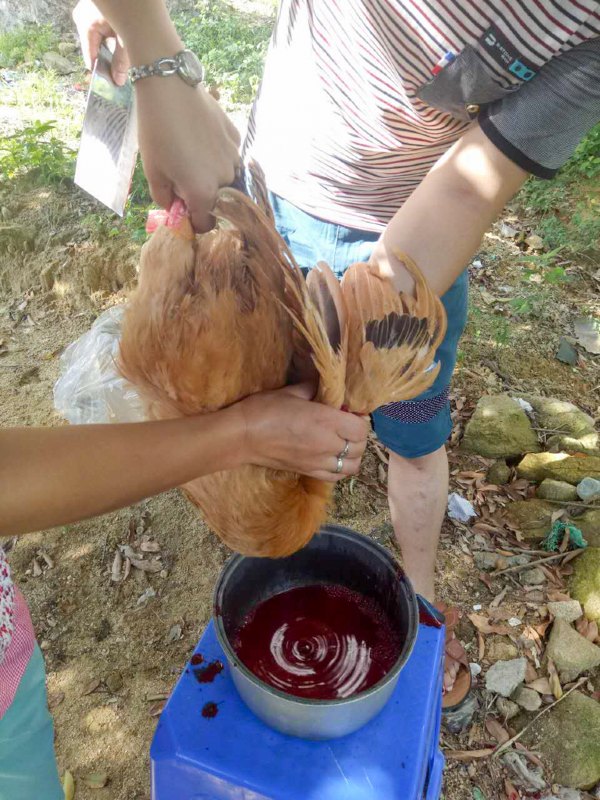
[
  {"xmin": 82, "ymin": 677, "xmax": 101, "ymax": 696},
  {"xmin": 478, "ymin": 631, "xmax": 485, "ymax": 661},
  {"xmin": 524, "ymin": 663, "xmax": 538, "ymax": 683},
  {"xmin": 62, "ymin": 770, "xmax": 75, "ymax": 800},
  {"xmin": 485, "ymin": 718, "xmax": 510, "ymax": 745},
  {"xmin": 111, "ymin": 549, "xmax": 122, "ymax": 582},
  {"xmin": 32, "ymin": 558, "xmax": 42, "ymax": 578},
  {"xmin": 444, "ymin": 748, "xmax": 495, "ymax": 760},
  {"xmin": 149, "ymin": 701, "xmax": 166, "ymax": 717},
  {"xmin": 140, "ymin": 540, "xmax": 161, "ymax": 553},
  {"xmin": 504, "ymin": 779, "xmax": 519, "ymax": 800},
  {"xmin": 468, "ymin": 613, "xmax": 511, "ymax": 636},
  {"xmin": 549, "ymin": 672, "xmax": 562, "ymax": 700},
  {"xmin": 526, "ymin": 677, "xmax": 551, "ymax": 694}
]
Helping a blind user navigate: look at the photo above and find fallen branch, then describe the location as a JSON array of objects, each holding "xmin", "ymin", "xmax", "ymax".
[
  {"xmin": 491, "ymin": 548, "xmax": 585, "ymax": 576},
  {"xmin": 493, "ymin": 677, "xmax": 587, "ymax": 758},
  {"xmin": 536, "ymin": 498, "xmax": 599, "ymax": 510}
]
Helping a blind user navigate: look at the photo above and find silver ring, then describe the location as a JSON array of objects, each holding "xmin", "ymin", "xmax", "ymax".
[
  {"xmin": 338, "ymin": 440, "xmax": 350, "ymax": 459},
  {"xmin": 335, "ymin": 456, "xmax": 344, "ymax": 474}
]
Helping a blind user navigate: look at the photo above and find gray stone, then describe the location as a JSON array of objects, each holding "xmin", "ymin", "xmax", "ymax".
[
  {"xmin": 504, "ymin": 499, "xmax": 555, "ymax": 541},
  {"xmin": 538, "ymin": 479, "xmax": 579, "ymax": 502},
  {"xmin": 462, "ymin": 396, "xmax": 541, "ymax": 459},
  {"xmin": 545, "ymin": 618, "xmax": 600, "ymax": 682},
  {"xmin": 570, "ymin": 548, "xmax": 600, "ymax": 622},
  {"xmin": 513, "ymin": 686, "xmax": 542, "ymax": 711},
  {"xmin": 487, "ymin": 460, "xmax": 512, "ymax": 485},
  {"xmin": 521, "ymin": 567, "xmax": 546, "ymax": 586},
  {"xmin": 578, "ymin": 510, "xmax": 600, "ymax": 548},
  {"xmin": 42, "ymin": 51, "xmax": 76, "ymax": 74},
  {"xmin": 487, "ymin": 636, "xmax": 519, "ymax": 663},
  {"xmin": 541, "ymin": 790, "xmax": 582, "ymax": 800},
  {"xmin": 485, "ymin": 657, "xmax": 527, "ymax": 697},
  {"xmin": 577, "ymin": 478, "xmax": 600, "ymax": 502},
  {"xmin": 548, "ymin": 600, "xmax": 583, "ymax": 624},
  {"xmin": 58, "ymin": 41, "xmax": 78, "ymax": 56},
  {"xmin": 543, "ymin": 455, "xmax": 600, "ymax": 486},
  {"xmin": 557, "ymin": 337, "xmax": 578, "ymax": 365},
  {"xmin": 522, "ymin": 396, "xmax": 598, "ymax": 454},
  {"xmin": 526, "ymin": 691, "xmax": 600, "ymax": 790},
  {"xmin": 475, "ymin": 551, "xmax": 500, "ymax": 571},
  {"xmin": 496, "ymin": 696, "xmax": 520, "ymax": 720}
]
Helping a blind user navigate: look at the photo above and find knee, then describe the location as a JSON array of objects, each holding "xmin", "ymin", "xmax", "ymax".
[{"xmin": 388, "ymin": 444, "xmax": 446, "ymax": 475}]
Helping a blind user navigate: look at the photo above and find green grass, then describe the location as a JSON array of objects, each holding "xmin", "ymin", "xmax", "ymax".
[
  {"xmin": 517, "ymin": 123, "xmax": 600, "ymax": 260},
  {"xmin": 0, "ymin": 120, "xmax": 75, "ymax": 186},
  {"xmin": 0, "ymin": 23, "xmax": 60, "ymax": 68},
  {"xmin": 174, "ymin": 0, "xmax": 274, "ymax": 106}
]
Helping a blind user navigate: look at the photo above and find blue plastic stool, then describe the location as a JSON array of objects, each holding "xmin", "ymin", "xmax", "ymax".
[{"xmin": 151, "ymin": 610, "xmax": 445, "ymax": 800}]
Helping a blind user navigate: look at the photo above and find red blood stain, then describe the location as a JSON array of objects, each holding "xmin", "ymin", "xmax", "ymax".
[
  {"xmin": 190, "ymin": 653, "xmax": 204, "ymax": 666},
  {"xmin": 202, "ymin": 702, "xmax": 218, "ymax": 719},
  {"xmin": 193, "ymin": 660, "xmax": 224, "ymax": 684}
]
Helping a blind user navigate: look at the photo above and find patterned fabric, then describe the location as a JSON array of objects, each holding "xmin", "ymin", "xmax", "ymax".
[
  {"xmin": 379, "ymin": 387, "xmax": 450, "ymax": 425},
  {"xmin": 0, "ymin": 547, "xmax": 15, "ymax": 666},
  {"xmin": 245, "ymin": 0, "xmax": 600, "ymax": 231},
  {"xmin": 0, "ymin": 585, "xmax": 36, "ymax": 719}
]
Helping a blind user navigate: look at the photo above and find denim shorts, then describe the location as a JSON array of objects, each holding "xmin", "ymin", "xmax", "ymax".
[
  {"xmin": 270, "ymin": 193, "xmax": 469, "ymax": 459},
  {"xmin": 0, "ymin": 645, "xmax": 62, "ymax": 800}
]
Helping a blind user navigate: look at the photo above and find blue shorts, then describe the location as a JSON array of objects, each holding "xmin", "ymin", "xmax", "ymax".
[{"xmin": 270, "ymin": 193, "xmax": 469, "ymax": 459}]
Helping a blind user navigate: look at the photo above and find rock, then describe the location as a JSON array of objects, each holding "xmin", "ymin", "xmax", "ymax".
[
  {"xmin": 462, "ymin": 396, "xmax": 541, "ymax": 458},
  {"xmin": 42, "ymin": 51, "xmax": 77, "ymax": 74},
  {"xmin": 521, "ymin": 567, "xmax": 546, "ymax": 586},
  {"xmin": 105, "ymin": 670, "xmax": 123, "ymax": 693},
  {"xmin": 497, "ymin": 696, "xmax": 520, "ymax": 720},
  {"xmin": 518, "ymin": 453, "xmax": 571, "ymax": 482},
  {"xmin": 526, "ymin": 691, "xmax": 600, "ymax": 789},
  {"xmin": 475, "ymin": 552, "xmax": 530, "ymax": 571},
  {"xmin": 58, "ymin": 41, "xmax": 78, "ymax": 56},
  {"xmin": 574, "ymin": 316, "xmax": 600, "ymax": 356},
  {"xmin": 502, "ymin": 751, "xmax": 546, "ymax": 791},
  {"xmin": 545, "ymin": 619, "xmax": 600, "ymax": 682},
  {"xmin": 541, "ymin": 789, "xmax": 582, "ymax": 800},
  {"xmin": 504, "ymin": 498, "xmax": 555, "ymax": 540},
  {"xmin": 513, "ymin": 686, "xmax": 542, "ymax": 711},
  {"xmin": 368, "ymin": 522, "xmax": 393, "ymax": 545},
  {"xmin": 522, "ymin": 396, "xmax": 598, "ymax": 454},
  {"xmin": 543, "ymin": 455, "xmax": 600, "ymax": 486},
  {"xmin": 556, "ymin": 338, "xmax": 579, "ymax": 366},
  {"xmin": 578, "ymin": 510, "xmax": 600, "ymax": 548},
  {"xmin": 500, "ymin": 222, "xmax": 518, "ymax": 238},
  {"xmin": 487, "ymin": 636, "xmax": 520, "ymax": 662},
  {"xmin": 571, "ymin": 548, "xmax": 600, "ymax": 622},
  {"xmin": 488, "ymin": 460, "xmax": 512, "ymax": 485},
  {"xmin": 548, "ymin": 600, "xmax": 583, "ymax": 623},
  {"xmin": 485, "ymin": 657, "xmax": 527, "ymax": 697},
  {"xmin": 538, "ymin": 480, "xmax": 579, "ymax": 502},
  {"xmin": 577, "ymin": 478, "xmax": 600, "ymax": 502},
  {"xmin": 526, "ymin": 234, "xmax": 544, "ymax": 250}
]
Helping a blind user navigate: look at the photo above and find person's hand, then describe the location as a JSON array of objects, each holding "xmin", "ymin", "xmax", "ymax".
[
  {"xmin": 72, "ymin": 0, "xmax": 129, "ymax": 85},
  {"xmin": 237, "ymin": 384, "xmax": 369, "ymax": 482},
  {"xmin": 134, "ymin": 78, "xmax": 241, "ymax": 231}
]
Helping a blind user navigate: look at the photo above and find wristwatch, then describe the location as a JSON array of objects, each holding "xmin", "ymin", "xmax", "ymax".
[{"xmin": 128, "ymin": 49, "xmax": 204, "ymax": 87}]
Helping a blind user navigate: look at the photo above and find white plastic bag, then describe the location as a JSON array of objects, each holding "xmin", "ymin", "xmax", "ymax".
[{"xmin": 54, "ymin": 306, "xmax": 145, "ymax": 425}]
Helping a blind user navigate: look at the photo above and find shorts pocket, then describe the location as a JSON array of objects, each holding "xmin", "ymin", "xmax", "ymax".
[{"xmin": 417, "ymin": 45, "xmax": 515, "ymax": 122}]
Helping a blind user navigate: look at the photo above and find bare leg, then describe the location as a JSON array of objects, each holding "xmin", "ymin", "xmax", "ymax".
[{"xmin": 387, "ymin": 444, "xmax": 448, "ymax": 602}]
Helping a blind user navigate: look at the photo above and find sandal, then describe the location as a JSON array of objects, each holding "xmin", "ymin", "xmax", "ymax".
[{"xmin": 436, "ymin": 602, "xmax": 472, "ymax": 711}]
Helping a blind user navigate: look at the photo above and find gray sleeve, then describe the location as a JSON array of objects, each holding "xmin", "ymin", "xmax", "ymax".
[{"xmin": 480, "ymin": 37, "xmax": 600, "ymax": 178}]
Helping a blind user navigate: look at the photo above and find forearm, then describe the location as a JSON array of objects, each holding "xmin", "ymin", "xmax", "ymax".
[
  {"xmin": 92, "ymin": 0, "xmax": 182, "ymax": 62},
  {"xmin": 372, "ymin": 123, "xmax": 528, "ymax": 296},
  {"xmin": 0, "ymin": 412, "xmax": 242, "ymax": 536}
]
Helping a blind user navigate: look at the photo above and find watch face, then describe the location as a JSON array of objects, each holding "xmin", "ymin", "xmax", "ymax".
[{"xmin": 178, "ymin": 50, "xmax": 204, "ymax": 86}]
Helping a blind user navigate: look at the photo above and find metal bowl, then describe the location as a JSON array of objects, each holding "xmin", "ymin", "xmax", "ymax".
[{"xmin": 213, "ymin": 524, "xmax": 418, "ymax": 740}]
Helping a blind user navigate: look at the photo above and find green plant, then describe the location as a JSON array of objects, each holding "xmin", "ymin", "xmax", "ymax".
[
  {"xmin": 0, "ymin": 23, "xmax": 60, "ymax": 68},
  {"xmin": 0, "ymin": 120, "xmax": 75, "ymax": 185},
  {"xmin": 174, "ymin": 0, "xmax": 274, "ymax": 105}
]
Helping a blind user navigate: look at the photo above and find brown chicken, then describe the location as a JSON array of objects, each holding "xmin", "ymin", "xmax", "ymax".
[{"xmin": 119, "ymin": 187, "xmax": 445, "ymax": 558}]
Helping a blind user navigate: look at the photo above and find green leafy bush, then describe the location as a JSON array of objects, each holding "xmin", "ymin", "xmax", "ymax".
[
  {"xmin": 174, "ymin": 0, "xmax": 274, "ymax": 104},
  {"xmin": 0, "ymin": 121, "xmax": 75, "ymax": 185},
  {"xmin": 0, "ymin": 24, "xmax": 60, "ymax": 68}
]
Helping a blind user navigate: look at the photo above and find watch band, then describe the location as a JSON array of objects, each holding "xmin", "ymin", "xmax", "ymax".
[{"xmin": 128, "ymin": 49, "xmax": 204, "ymax": 86}]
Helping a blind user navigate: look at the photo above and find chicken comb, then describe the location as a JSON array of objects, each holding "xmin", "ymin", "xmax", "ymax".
[{"xmin": 146, "ymin": 198, "xmax": 194, "ymax": 240}]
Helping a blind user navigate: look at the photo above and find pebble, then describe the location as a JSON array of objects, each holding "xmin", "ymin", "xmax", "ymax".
[
  {"xmin": 508, "ymin": 617, "xmax": 522, "ymax": 627},
  {"xmin": 556, "ymin": 337, "xmax": 578, "ymax": 366},
  {"xmin": 472, "ymin": 604, "xmax": 482, "ymax": 611},
  {"xmin": 496, "ymin": 696, "xmax": 520, "ymax": 720},
  {"xmin": 512, "ymin": 685, "xmax": 542, "ymax": 711},
  {"xmin": 485, "ymin": 657, "xmax": 527, "ymax": 697},
  {"xmin": 548, "ymin": 600, "xmax": 583, "ymax": 624},
  {"xmin": 105, "ymin": 671, "xmax": 123, "ymax": 693},
  {"xmin": 469, "ymin": 663, "xmax": 482, "ymax": 677},
  {"xmin": 521, "ymin": 567, "xmax": 546, "ymax": 586},
  {"xmin": 577, "ymin": 477, "xmax": 600, "ymax": 502}
]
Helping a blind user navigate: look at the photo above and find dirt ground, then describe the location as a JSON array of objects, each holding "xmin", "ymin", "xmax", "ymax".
[{"xmin": 1, "ymin": 175, "xmax": 598, "ymax": 799}]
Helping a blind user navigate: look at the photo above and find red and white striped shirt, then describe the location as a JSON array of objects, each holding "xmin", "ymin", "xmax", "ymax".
[{"xmin": 245, "ymin": 0, "xmax": 600, "ymax": 231}]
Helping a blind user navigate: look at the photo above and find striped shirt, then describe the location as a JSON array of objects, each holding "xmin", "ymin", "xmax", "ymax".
[{"xmin": 245, "ymin": 0, "xmax": 600, "ymax": 232}]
